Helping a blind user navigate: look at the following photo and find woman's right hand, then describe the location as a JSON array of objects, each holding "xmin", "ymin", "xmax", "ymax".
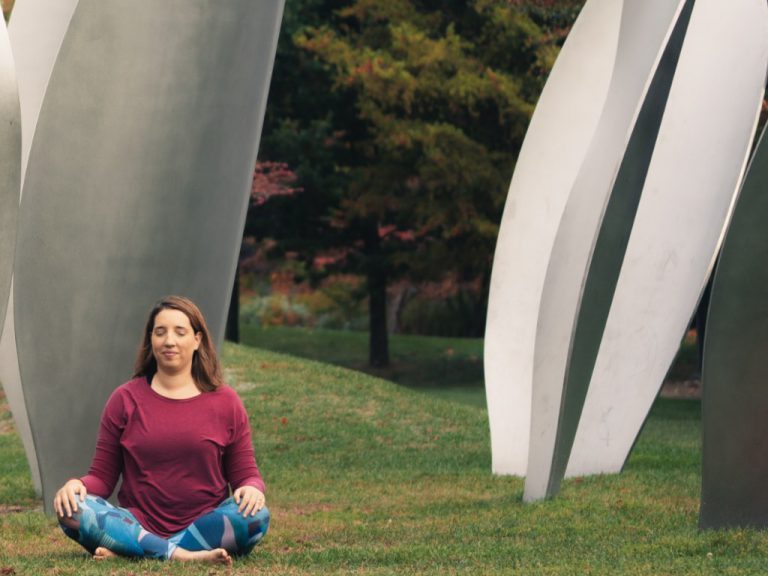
[{"xmin": 53, "ymin": 479, "xmax": 87, "ymax": 518}]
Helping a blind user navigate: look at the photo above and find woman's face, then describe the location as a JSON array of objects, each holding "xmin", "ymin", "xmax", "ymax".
[{"xmin": 151, "ymin": 308, "xmax": 202, "ymax": 375}]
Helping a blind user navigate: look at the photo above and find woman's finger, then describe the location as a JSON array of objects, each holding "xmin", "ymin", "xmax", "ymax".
[
  {"xmin": 235, "ymin": 489, "xmax": 247, "ymax": 512},
  {"xmin": 241, "ymin": 494, "xmax": 255, "ymax": 517},
  {"xmin": 250, "ymin": 494, "xmax": 263, "ymax": 514},
  {"xmin": 67, "ymin": 485, "xmax": 81, "ymax": 514},
  {"xmin": 62, "ymin": 491, "xmax": 72, "ymax": 517}
]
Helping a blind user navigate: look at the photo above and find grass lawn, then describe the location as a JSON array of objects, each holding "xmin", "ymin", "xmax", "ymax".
[
  {"xmin": 1, "ymin": 342, "xmax": 763, "ymax": 575},
  {"xmin": 239, "ymin": 324, "xmax": 699, "ymax": 407},
  {"xmin": 240, "ymin": 324, "xmax": 486, "ymax": 407}
]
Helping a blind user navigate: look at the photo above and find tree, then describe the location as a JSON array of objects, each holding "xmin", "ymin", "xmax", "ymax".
[
  {"xmin": 253, "ymin": 0, "xmax": 582, "ymax": 366},
  {"xmin": 225, "ymin": 161, "xmax": 300, "ymax": 343}
]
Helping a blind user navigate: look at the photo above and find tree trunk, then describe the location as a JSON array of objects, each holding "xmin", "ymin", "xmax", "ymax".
[
  {"xmin": 225, "ymin": 264, "xmax": 240, "ymax": 343},
  {"xmin": 366, "ymin": 225, "xmax": 389, "ymax": 367}
]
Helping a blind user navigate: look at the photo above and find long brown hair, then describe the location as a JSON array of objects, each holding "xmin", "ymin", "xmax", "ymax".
[{"xmin": 133, "ymin": 295, "xmax": 224, "ymax": 392}]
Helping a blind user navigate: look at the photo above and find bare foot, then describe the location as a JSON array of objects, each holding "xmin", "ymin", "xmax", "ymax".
[
  {"xmin": 171, "ymin": 547, "xmax": 232, "ymax": 565},
  {"xmin": 93, "ymin": 547, "xmax": 118, "ymax": 560}
]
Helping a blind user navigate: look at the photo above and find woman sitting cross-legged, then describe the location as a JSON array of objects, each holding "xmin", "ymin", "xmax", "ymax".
[{"xmin": 53, "ymin": 295, "xmax": 269, "ymax": 565}]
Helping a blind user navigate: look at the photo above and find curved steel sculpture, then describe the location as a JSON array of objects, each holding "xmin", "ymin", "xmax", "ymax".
[
  {"xmin": 524, "ymin": 0, "xmax": 686, "ymax": 502},
  {"xmin": 484, "ymin": 0, "xmax": 621, "ymax": 476},
  {"xmin": 0, "ymin": 0, "xmax": 69, "ymax": 495},
  {"xmin": 567, "ymin": 0, "xmax": 768, "ymax": 481},
  {"xmin": 0, "ymin": 13, "xmax": 20, "ymax": 334},
  {"xmin": 12, "ymin": 0, "xmax": 285, "ymax": 511},
  {"xmin": 700, "ymin": 123, "xmax": 768, "ymax": 529},
  {"xmin": 547, "ymin": 0, "xmax": 695, "ymax": 491}
]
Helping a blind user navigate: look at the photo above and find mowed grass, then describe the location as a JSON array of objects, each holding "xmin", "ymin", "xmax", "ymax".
[
  {"xmin": 239, "ymin": 325, "xmax": 700, "ymax": 408},
  {"xmin": 1, "ymin": 343, "xmax": 766, "ymax": 575},
  {"xmin": 240, "ymin": 324, "xmax": 485, "ymax": 407}
]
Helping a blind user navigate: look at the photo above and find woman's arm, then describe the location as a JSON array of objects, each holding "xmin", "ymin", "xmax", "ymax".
[{"xmin": 223, "ymin": 392, "xmax": 266, "ymax": 516}]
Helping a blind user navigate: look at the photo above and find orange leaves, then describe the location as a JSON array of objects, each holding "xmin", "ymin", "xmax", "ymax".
[{"xmin": 251, "ymin": 161, "xmax": 302, "ymax": 207}]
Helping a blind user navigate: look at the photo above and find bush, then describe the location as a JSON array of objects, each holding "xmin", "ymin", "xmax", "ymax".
[
  {"xmin": 239, "ymin": 275, "xmax": 368, "ymax": 331},
  {"xmin": 240, "ymin": 294, "xmax": 314, "ymax": 328}
]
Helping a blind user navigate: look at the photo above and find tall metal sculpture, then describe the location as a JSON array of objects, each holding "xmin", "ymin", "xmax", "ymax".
[
  {"xmin": 6, "ymin": 0, "xmax": 285, "ymax": 511},
  {"xmin": 484, "ymin": 0, "xmax": 622, "ymax": 476},
  {"xmin": 525, "ymin": 0, "xmax": 688, "ymax": 501},
  {"xmin": 568, "ymin": 0, "xmax": 768, "ymax": 481},
  {"xmin": 485, "ymin": 0, "xmax": 768, "ymax": 506},
  {"xmin": 544, "ymin": 0, "xmax": 700, "ymax": 491},
  {"xmin": 0, "ymin": 9, "xmax": 19, "ymax": 336},
  {"xmin": 0, "ymin": 0, "xmax": 62, "ymax": 494},
  {"xmin": 700, "ymin": 123, "xmax": 768, "ymax": 529}
]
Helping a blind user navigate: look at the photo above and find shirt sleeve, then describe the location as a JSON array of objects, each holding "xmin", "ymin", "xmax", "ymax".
[
  {"xmin": 79, "ymin": 388, "xmax": 125, "ymax": 497},
  {"xmin": 223, "ymin": 392, "xmax": 266, "ymax": 494}
]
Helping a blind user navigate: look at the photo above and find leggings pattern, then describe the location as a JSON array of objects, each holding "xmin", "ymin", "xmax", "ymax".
[{"xmin": 60, "ymin": 495, "xmax": 269, "ymax": 560}]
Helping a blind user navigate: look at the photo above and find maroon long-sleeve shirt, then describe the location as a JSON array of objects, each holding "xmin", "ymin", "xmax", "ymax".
[{"xmin": 80, "ymin": 377, "xmax": 265, "ymax": 537}]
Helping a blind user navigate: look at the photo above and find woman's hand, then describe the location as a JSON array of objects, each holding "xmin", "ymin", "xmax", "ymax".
[
  {"xmin": 233, "ymin": 485, "xmax": 265, "ymax": 517},
  {"xmin": 53, "ymin": 478, "xmax": 87, "ymax": 518}
]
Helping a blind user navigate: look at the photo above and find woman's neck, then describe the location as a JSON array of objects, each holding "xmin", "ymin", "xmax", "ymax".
[{"xmin": 151, "ymin": 371, "xmax": 200, "ymax": 399}]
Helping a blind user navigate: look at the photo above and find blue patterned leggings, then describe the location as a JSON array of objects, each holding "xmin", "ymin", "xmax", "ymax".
[{"xmin": 59, "ymin": 494, "xmax": 269, "ymax": 560}]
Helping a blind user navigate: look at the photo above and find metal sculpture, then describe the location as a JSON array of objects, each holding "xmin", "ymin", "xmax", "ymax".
[
  {"xmin": 485, "ymin": 0, "xmax": 768, "ymax": 506},
  {"xmin": 548, "ymin": 0, "xmax": 696, "ymax": 489},
  {"xmin": 9, "ymin": 0, "xmax": 284, "ymax": 511},
  {"xmin": 484, "ymin": 0, "xmax": 622, "ymax": 476},
  {"xmin": 700, "ymin": 122, "xmax": 768, "ymax": 529},
  {"xmin": 567, "ymin": 0, "xmax": 768, "ymax": 481},
  {"xmin": 0, "ymin": 8, "xmax": 19, "ymax": 335},
  {"xmin": 0, "ymin": 0, "xmax": 69, "ymax": 494},
  {"xmin": 524, "ymin": 0, "xmax": 687, "ymax": 502}
]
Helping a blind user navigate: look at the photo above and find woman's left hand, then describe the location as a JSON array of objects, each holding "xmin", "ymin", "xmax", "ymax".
[{"xmin": 233, "ymin": 485, "xmax": 266, "ymax": 517}]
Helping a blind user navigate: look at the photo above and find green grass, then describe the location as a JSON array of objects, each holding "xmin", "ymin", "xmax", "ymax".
[
  {"xmin": 240, "ymin": 324, "xmax": 700, "ymax": 408},
  {"xmin": 0, "ymin": 343, "xmax": 764, "ymax": 575},
  {"xmin": 240, "ymin": 324, "xmax": 485, "ymax": 406}
]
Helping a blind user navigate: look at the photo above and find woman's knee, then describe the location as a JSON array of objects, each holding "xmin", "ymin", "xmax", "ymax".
[
  {"xmin": 218, "ymin": 504, "xmax": 270, "ymax": 555},
  {"xmin": 57, "ymin": 495, "xmax": 140, "ymax": 556},
  {"xmin": 56, "ymin": 494, "xmax": 95, "ymax": 529},
  {"xmin": 57, "ymin": 498, "xmax": 96, "ymax": 548},
  {"xmin": 219, "ymin": 501, "xmax": 270, "ymax": 529}
]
